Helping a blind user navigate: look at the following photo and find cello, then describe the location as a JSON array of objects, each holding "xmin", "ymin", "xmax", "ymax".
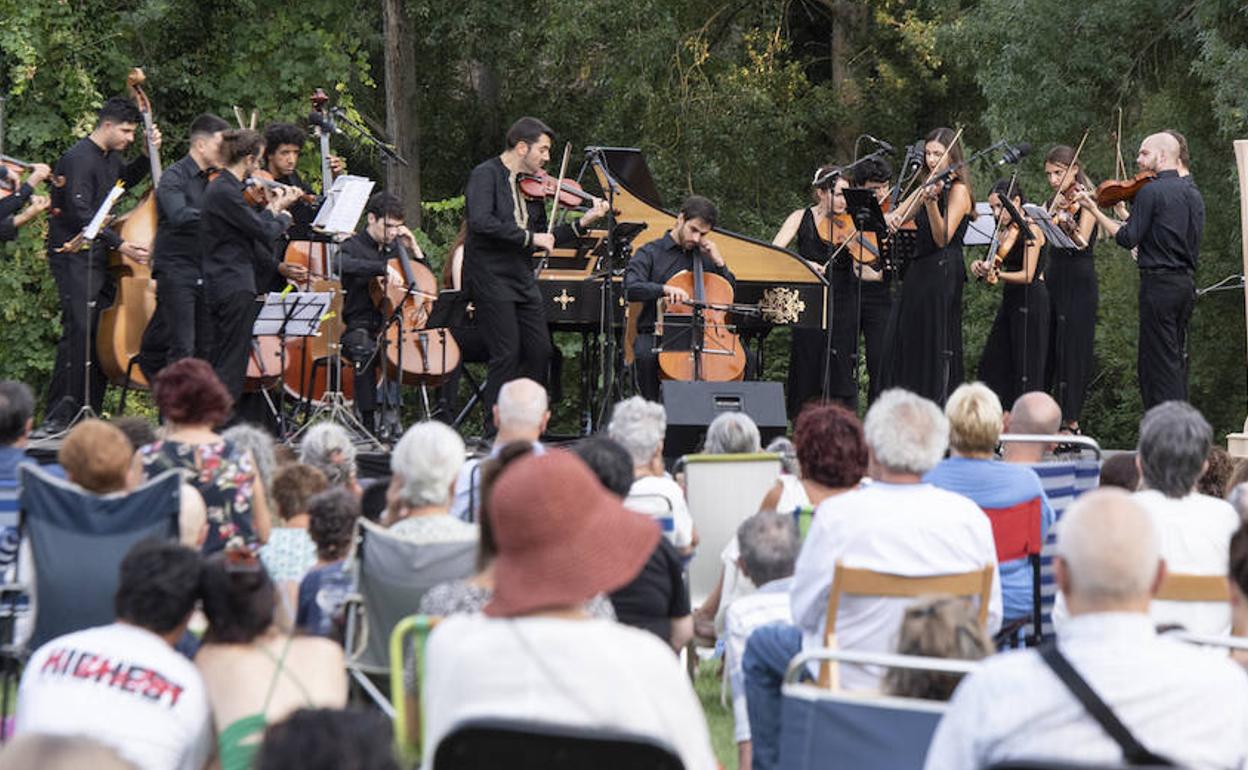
[
  {"xmin": 656, "ymin": 251, "xmax": 747, "ymax": 382},
  {"xmin": 368, "ymin": 242, "xmax": 461, "ymax": 386},
  {"xmin": 97, "ymin": 68, "xmax": 160, "ymax": 389}
]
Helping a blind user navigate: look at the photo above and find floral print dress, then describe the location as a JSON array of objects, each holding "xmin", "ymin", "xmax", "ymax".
[{"xmin": 140, "ymin": 438, "xmax": 261, "ymax": 553}]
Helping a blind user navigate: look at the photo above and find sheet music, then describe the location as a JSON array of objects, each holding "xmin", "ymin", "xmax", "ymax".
[
  {"xmin": 85, "ymin": 182, "xmax": 126, "ymax": 240},
  {"xmin": 252, "ymin": 291, "xmax": 333, "ymax": 337},
  {"xmin": 964, "ymin": 202, "xmax": 996, "ymax": 246},
  {"xmin": 1022, "ymin": 204, "xmax": 1078, "ymax": 249},
  {"xmin": 312, "ymin": 175, "xmax": 375, "ymax": 235}
]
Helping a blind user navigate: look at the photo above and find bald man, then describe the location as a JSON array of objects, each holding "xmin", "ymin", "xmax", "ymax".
[
  {"xmin": 1078, "ymin": 132, "xmax": 1204, "ymax": 408},
  {"xmin": 1002, "ymin": 391, "xmax": 1062, "ymax": 463}
]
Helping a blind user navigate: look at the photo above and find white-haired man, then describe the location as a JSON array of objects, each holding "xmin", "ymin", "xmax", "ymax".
[
  {"xmin": 449, "ymin": 378, "xmax": 549, "ymax": 521},
  {"xmin": 608, "ymin": 396, "xmax": 694, "ymax": 553},
  {"xmin": 925, "ymin": 489, "xmax": 1248, "ymax": 770},
  {"xmin": 741, "ymin": 389, "xmax": 1001, "ymax": 770}
]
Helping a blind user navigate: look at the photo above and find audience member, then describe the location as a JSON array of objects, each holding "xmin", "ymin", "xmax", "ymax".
[
  {"xmin": 926, "ymin": 383, "xmax": 1054, "ymax": 633},
  {"xmin": 1229, "ymin": 482, "xmax": 1248, "ymax": 523},
  {"xmin": 1000, "ymin": 391, "xmax": 1061, "ymax": 464},
  {"xmin": 607, "ymin": 396, "xmax": 695, "ymax": 552},
  {"xmin": 0, "ymin": 381, "xmax": 38, "ymax": 581},
  {"xmin": 222, "ymin": 423, "xmax": 279, "ymax": 494},
  {"xmin": 449, "ymin": 378, "xmax": 548, "ymax": 521},
  {"xmin": 743, "ymin": 389, "xmax": 1001, "ymax": 770},
  {"xmin": 0, "ymin": 734, "xmax": 139, "ymax": 770},
  {"xmin": 359, "ymin": 477, "xmax": 389, "ymax": 523},
  {"xmin": 725, "ymin": 512, "xmax": 798, "ymax": 770},
  {"xmin": 765, "ymin": 436, "xmax": 799, "ymax": 475},
  {"xmin": 924, "ymin": 489, "xmax": 1248, "ymax": 770},
  {"xmin": 882, "ymin": 595, "xmax": 993, "ymax": 701},
  {"xmin": 261, "ymin": 464, "xmax": 328, "ymax": 616},
  {"xmin": 422, "ymin": 450, "xmax": 716, "ymax": 770},
  {"xmin": 298, "ymin": 423, "xmax": 361, "ymax": 495},
  {"xmin": 386, "ymin": 422, "xmax": 477, "ymax": 543},
  {"xmin": 15, "ymin": 540, "xmax": 213, "ymax": 770},
  {"xmin": 1226, "ymin": 457, "xmax": 1248, "ymax": 499},
  {"xmin": 1199, "ymin": 445, "xmax": 1235, "ymax": 498},
  {"xmin": 196, "ymin": 550, "xmax": 347, "ymax": 770},
  {"xmin": 703, "ymin": 411, "xmax": 762, "ymax": 454},
  {"xmin": 296, "ymin": 488, "xmax": 360, "ymax": 639},
  {"xmin": 110, "ymin": 415, "xmax": 157, "ymax": 453},
  {"xmin": 574, "ymin": 436, "xmax": 690, "ymax": 651},
  {"xmin": 1229, "ymin": 524, "xmax": 1248, "ymax": 667},
  {"xmin": 256, "ymin": 708, "xmax": 399, "ymax": 770},
  {"xmin": 141, "ymin": 359, "xmax": 272, "ymax": 552},
  {"xmin": 1098, "ymin": 452, "xmax": 1140, "ymax": 490}
]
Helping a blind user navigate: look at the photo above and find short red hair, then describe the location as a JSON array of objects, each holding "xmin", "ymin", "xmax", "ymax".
[
  {"xmin": 153, "ymin": 358, "xmax": 233, "ymax": 427},
  {"xmin": 793, "ymin": 403, "xmax": 867, "ymax": 489}
]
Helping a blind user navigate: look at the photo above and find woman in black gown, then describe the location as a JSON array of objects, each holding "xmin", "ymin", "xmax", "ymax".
[
  {"xmin": 880, "ymin": 127, "xmax": 974, "ymax": 404},
  {"xmin": 973, "ymin": 180, "xmax": 1049, "ymax": 407},
  {"xmin": 1042, "ymin": 145, "xmax": 1098, "ymax": 432}
]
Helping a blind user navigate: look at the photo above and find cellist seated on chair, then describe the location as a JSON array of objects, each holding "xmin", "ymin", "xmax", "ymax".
[{"xmin": 623, "ymin": 195, "xmax": 735, "ymax": 401}]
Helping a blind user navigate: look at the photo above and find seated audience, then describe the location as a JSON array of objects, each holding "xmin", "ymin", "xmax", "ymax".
[
  {"xmin": 261, "ymin": 464, "xmax": 328, "ymax": 613},
  {"xmin": 1199, "ymin": 445, "xmax": 1235, "ymax": 498},
  {"xmin": 926, "ymin": 383, "xmax": 1054, "ymax": 633},
  {"xmin": 422, "ymin": 451, "xmax": 717, "ymax": 770},
  {"xmin": 882, "ymin": 595, "xmax": 993, "ymax": 701},
  {"xmin": 1229, "ymin": 523, "xmax": 1248, "ymax": 667},
  {"xmin": 196, "ymin": 550, "xmax": 347, "ymax": 770},
  {"xmin": 298, "ymin": 423, "xmax": 361, "ymax": 495},
  {"xmin": 110, "ymin": 415, "xmax": 157, "ymax": 453},
  {"xmin": 924, "ymin": 489, "xmax": 1248, "ymax": 770},
  {"xmin": 222, "ymin": 423, "xmax": 279, "ymax": 494},
  {"xmin": 296, "ymin": 488, "xmax": 361, "ymax": 639},
  {"xmin": 1000, "ymin": 391, "xmax": 1061, "ymax": 464},
  {"xmin": 724, "ymin": 512, "xmax": 798, "ymax": 770},
  {"xmin": 743, "ymin": 389, "xmax": 1001, "ymax": 770},
  {"xmin": 607, "ymin": 396, "xmax": 694, "ymax": 552},
  {"xmin": 386, "ymin": 422, "xmax": 477, "ymax": 543},
  {"xmin": 573, "ymin": 436, "xmax": 689, "ymax": 650},
  {"xmin": 256, "ymin": 708, "xmax": 399, "ymax": 770},
  {"xmin": 703, "ymin": 411, "xmax": 762, "ymax": 454},
  {"xmin": 1098, "ymin": 452, "xmax": 1140, "ymax": 491},
  {"xmin": 759, "ymin": 435, "xmax": 807, "ymax": 513},
  {"xmin": 1229, "ymin": 483, "xmax": 1248, "ymax": 523},
  {"xmin": 359, "ymin": 477, "xmax": 389, "ymax": 523},
  {"xmin": 15, "ymin": 540, "xmax": 213, "ymax": 770},
  {"xmin": 1226, "ymin": 457, "xmax": 1248, "ymax": 499},
  {"xmin": 0, "ymin": 734, "xmax": 140, "ymax": 770},
  {"xmin": 0, "ymin": 381, "xmax": 39, "ymax": 583},
  {"xmin": 449, "ymin": 378, "xmax": 548, "ymax": 522},
  {"xmin": 141, "ymin": 359, "xmax": 272, "ymax": 552}
]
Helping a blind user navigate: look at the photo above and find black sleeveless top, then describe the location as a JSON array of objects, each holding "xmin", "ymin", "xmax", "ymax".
[
  {"xmin": 1046, "ymin": 199, "xmax": 1098, "ymax": 260},
  {"xmin": 1000, "ymin": 228, "xmax": 1046, "ymax": 284},
  {"xmin": 913, "ymin": 187, "xmax": 971, "ymax": 261}
]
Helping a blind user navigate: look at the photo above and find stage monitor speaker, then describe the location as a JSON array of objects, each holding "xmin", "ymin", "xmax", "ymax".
[{"xmin": 659, "ymin": 380, "xmax": 787, "ymax": 459}]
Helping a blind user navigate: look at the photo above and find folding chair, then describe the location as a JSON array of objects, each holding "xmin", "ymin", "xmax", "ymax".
[
  {"xmin": 623, "ymin": 492, "xmax": 677, "ymax": 542},
  {"xmin": 819, "ymin": 562, "xmax": 994, "ymax": 688},
  {"xmin": 18, "ymin": 464, "xmax": 183, "ymax": 649},
  {"xmin": 782, "ymin": 648, "xmax": 978, "ymax": 770},
  {"xmin": 390, "ymin": 614, "xmax": 441, "ymax": 763},
  {"xmin": 1155, "ymin": 572, "xmax": 1230, "ymax": 602},
  {"xmin": 433, "ymin": 718, "xmax": 684, "ymax": 770},
  {"xmin": 982, "ymin": 497, "xmax": 1044, "ymax": 647},
  {"xmin": 342, "ymin": 519, "xmax": 476, "ymax": 715}
]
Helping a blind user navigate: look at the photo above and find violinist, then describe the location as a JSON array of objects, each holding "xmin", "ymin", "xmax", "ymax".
[
  {"xmin": 849, "ymin": 156, "xmax": 895, "ymax": 404},
  {"xmin": 971, "ymin": 180, "xmax": 1048, "ymax": 407},
  {"xmin": 624, "ymin": 195, "xmax": 734, "ymax": 401},
  {"xmin": 0, "ymin": 162, "xmax": 52, "ymax": 242},
  {"xmin": 1042, "ymin": 145, "xmax": 1098, "ymax": 433},
  {"xmin": 1076, "ymin": 131, "xmax": 1204, "ymax": 408},
  {"xmin": 880, "ymin": 126, "xmax": 974, "ymax": 404},
  {"xmin": 41, "ymin": 97, "xmax": 162, "ymax": 434},
  {"xmin": 262, "ymin": 122, "xmax": 343, "ymax": 242},
  {"xmin": 771, "ymin": 165, "xmax": 856, "ymax": 412},
  {"xmin": 136, "ymin": 113, "xmax": 231, "ymax": 382},
  {"xmin": 200, "ymin": 129, "xmax": 302, "ymax": 401},
  {"xmin": 335, "ymin": 192, "xmax": 425, "ymax": 434},
  {"xmin": 462, "ymin": 116, "xmax": 608, "ymax": 418}
]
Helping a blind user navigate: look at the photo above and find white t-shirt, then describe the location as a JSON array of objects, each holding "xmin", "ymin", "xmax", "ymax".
[
  {"xmin": 626, "ymin": 475, "xmax": 694, "ymax": 549},
  {"xmin": 16, "ymin": 623, "xmax": 213, "ymax": 770},
  {"xmin": 423, "ymin": 615, "xmax": 717, "ymax": 770}
]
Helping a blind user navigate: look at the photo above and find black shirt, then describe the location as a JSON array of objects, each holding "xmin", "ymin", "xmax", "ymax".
[
  {"xmin": 153, "ymin": 154, "xmax": 213, "ymax": 278},
  {"xmin": 608, "ymin": 538, "xmax": 691, "ymax": 643},
  {"xmin": 48, "ymin": 136, "xmax": 150, "ymax": 254},
  {"xmin": 336, "ymin": 231, "xmax": 390, "ymax": 331},
  {"xmin": 623, "ymin": 231, "xmax": 737, "ymax": 334},
  {"xmin": 462, "ymin": 156, "xmax": 578, "ymax": 302},
  {"xmin": 1114, "ymin": 169, "xmax": 1204, "ymax": 272},
  {"xmin": 0, "ymin": 180, "xmax": 33, "ymax": 242},
  {"xmin": 200, "ymin": 171, "xmax": 292, "ymax": 300}
]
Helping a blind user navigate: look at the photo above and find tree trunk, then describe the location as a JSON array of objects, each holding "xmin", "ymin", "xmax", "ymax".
[{"xmin": 382, "ymin": 0, "xmax": 422, "ymax": 227}]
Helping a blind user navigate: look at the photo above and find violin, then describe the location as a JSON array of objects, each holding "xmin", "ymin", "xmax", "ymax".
[
  {"xmin": 656, "ymin": 254, "xmax": 747, "ymax": 383},
  {"xmin": 983, "ymin": 222, "xmax": 1020, "ymax": 285},
  {"xmin": 1050, "ymin": 182, "xmax": 1090, "ymax": 249},
  {"xmin": 0, "ymin": 156, "xmax": 32, "ymax": 198},
  {"xmin": 820, "ymin": 211, "xmax": 881, "ymax": 265},
  {"xmin": 243, "ymin": 169, "xmax": 316, "ymax": 207},
  {"xmin": 518, "ymin": 170, "xmax": 600, "ymax": 210},
  {"xmin": 1094, "ymin": 171, "xmax": 1156, "ymax": 207}
]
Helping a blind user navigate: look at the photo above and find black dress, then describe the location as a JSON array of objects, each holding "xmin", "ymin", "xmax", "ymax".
[
  {"xmin": 881, "ymin": 192, "xmax": 969, "ymax": 404},
  {"xmin": 1045, "ymin": 220, "xmax": 1098, "ymax": 424},
  {"xmin": 978, "ymin": 233, "xmax": 1050, "ymax": 408}
]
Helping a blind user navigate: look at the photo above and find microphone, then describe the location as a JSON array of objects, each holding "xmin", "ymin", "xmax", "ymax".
[
  {"xmin": 307, "ymin": 112, "xmax": 341, "ymax": 135},
  {"xmin": 864, "ymin": 135, "xmax": 895, "ymax": 154},
  {"xmin": 997, "ymin": 142, "xmax": 1032, "ymax": 165}
]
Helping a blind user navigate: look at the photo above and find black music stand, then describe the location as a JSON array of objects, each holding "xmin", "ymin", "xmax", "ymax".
[{"xmin": 253, "ymin": 291, "xmax": 332, "ymax": 439}]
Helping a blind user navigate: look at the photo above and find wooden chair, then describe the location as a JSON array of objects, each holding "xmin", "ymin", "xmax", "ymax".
[
  {"xmin": 1155, "ymin": 572, "xmax": 1230, "ymax": 602},
  {"xmin": 818, "ymin": 562, "xmax": 995, "ymax": 688}
]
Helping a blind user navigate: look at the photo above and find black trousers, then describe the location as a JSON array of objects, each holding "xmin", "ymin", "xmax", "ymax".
[
  {"xmin": 209, "ymin": 291, "xmax": 262, "ymax": 401},
  {"xmin": 859, "ymin": 281, "xmax": 893, "ymax": 404},
  {"xmin": 978, "ymin": 283, "xmax": 1050, "ymax": 409},
  {"xmin": 138, "ymin": 270, "xmax": 213, "ymax": 381},
  {"xmin": 475, "ymin": 290, "xmax": 551, "ymax": 415},
  {"xmin": 342, "ymin": 326, "xmax": 381, "ymax": 415},
  {"xmin": 1138, "ymin": 270, "xmax": 1194, "ymax": 409},
  {"xmin": 45, "ymin": 250, "xmax": 112, "ymax": 422},
  {"xmin": 634, "ymin": 333, "xmax": 661, "ymax": 401}
]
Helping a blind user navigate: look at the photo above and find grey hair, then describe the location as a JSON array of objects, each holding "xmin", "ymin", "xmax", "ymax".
[
  {"xmin": 390, "ymin": 421, "xmax": 466, "ymax": 508},
  {"xmin": 298, "ymin": 422, "xmax": 358, "ymax": 487},
  {"xmin": 1229, "ymin": 483, "xmax": 1248, "ymax": 524},
  {"xmin": 864, "ymin": 389, "xmax": 949, "ymax": 475},
  {"xmin": 1056, "ymin": 488, "xmax": 1160, "ymax": 604},
  {"xmin": 607, "ymin": 396, "xmax": 666, "ymax": 465},
  {"xmin": 1137, "ymin": 401, "xmax": 1211, "ymax": 498},
  {"xmin": 221, "ymin": 423, "xmax": 276, "ymax": 491},
  {"xmin": 703, "ymin": 412, "xmax": 761, "ymax": 454},
  {"xmin": 738, "ymin": 512, "xmax": 799, "ymax": 586},
  {"xmin": 766, "ymin": 436, "xmax": 800, "ymax": 476},
  {"xmin": 497, "ymin": 378, "xmax": 548, "ymax": 429}
]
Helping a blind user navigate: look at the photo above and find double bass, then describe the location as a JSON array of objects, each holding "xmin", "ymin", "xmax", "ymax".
[
  {"xmin": 656, "ymin": 251, "xmax": 747, "ymax": 382},
  {"xmin": 369, "ymin": 242, "xmax": 461, "ymax": 385},
  {"xmin": 97, "ymin": 68, "xmax": 160, "ymax": 388}
]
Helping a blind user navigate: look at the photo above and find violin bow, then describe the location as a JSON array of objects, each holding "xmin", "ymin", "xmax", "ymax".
[
  {"xmin": 894, "ymin": 127, "xmax": 962, "ymax": 227},
  {"xmin": 1046, "ymin": 128, "xmax": 1090, "ymax": 217},
  {"xmin": 533, "ymin": 142, "xmax": 572, "ymax": 279}
]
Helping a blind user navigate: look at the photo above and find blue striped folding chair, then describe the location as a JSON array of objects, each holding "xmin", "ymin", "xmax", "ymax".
[{"xmin": 623, "ymin": 493, "xmax": 677, "ymax": 542}]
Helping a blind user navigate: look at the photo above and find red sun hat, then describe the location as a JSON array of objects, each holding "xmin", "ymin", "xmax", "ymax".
[{"xmin": 484, "ymin": 449, "xmax": 660, "ymax": 618}]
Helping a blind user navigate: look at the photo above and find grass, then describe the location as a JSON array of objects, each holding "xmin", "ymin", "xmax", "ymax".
[{"xmin": 694, "ymin": 658, "xmax": 738, "ymax": 770}]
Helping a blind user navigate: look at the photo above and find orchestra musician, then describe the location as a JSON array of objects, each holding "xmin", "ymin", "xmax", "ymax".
[
  {"xmin": 41, "ymin": 97, "xmax": 162, "ymax": 434},
  {"xmin": 462, "ymin": 116, "xmax": 608, "ymax": 421},
  {"xmin": 1076, "ymin": 131, "xmax": 1204, "ymax": 408},
  {"xmin": 0, "ymin": 163, "xmax": 52, "ymax": 242},
  {"xmin": 849, "ymin": 156, "xmax": 895, "ymax": 404},
  {"xmin": 880, "ymin": 126, "xmax": 974, "ymax": 404},
  {"xmin": 1042, "ymin": 145, "xmax": 1098, "ymax": 433},
  {"xmin": 624, "ymin": 195, "xmax": 734, "ymax": 401},
  {"xmin": 971, "ymin": 180, "xmax": 1048, "ymax": 407},
  {"xmin": 200, "ymin": 128, "xmax": 302, "ymax": 401},
  {"xmin": 336, "ymin": 191, "xmax": 425, "ymax": 434},
  {"xmin": 136, "ymin": 113, "xmax": 232, "ymax": 382},
  {"xmin": 262, "ymin": 122, "xmax": 344, "ymax": 243}
]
